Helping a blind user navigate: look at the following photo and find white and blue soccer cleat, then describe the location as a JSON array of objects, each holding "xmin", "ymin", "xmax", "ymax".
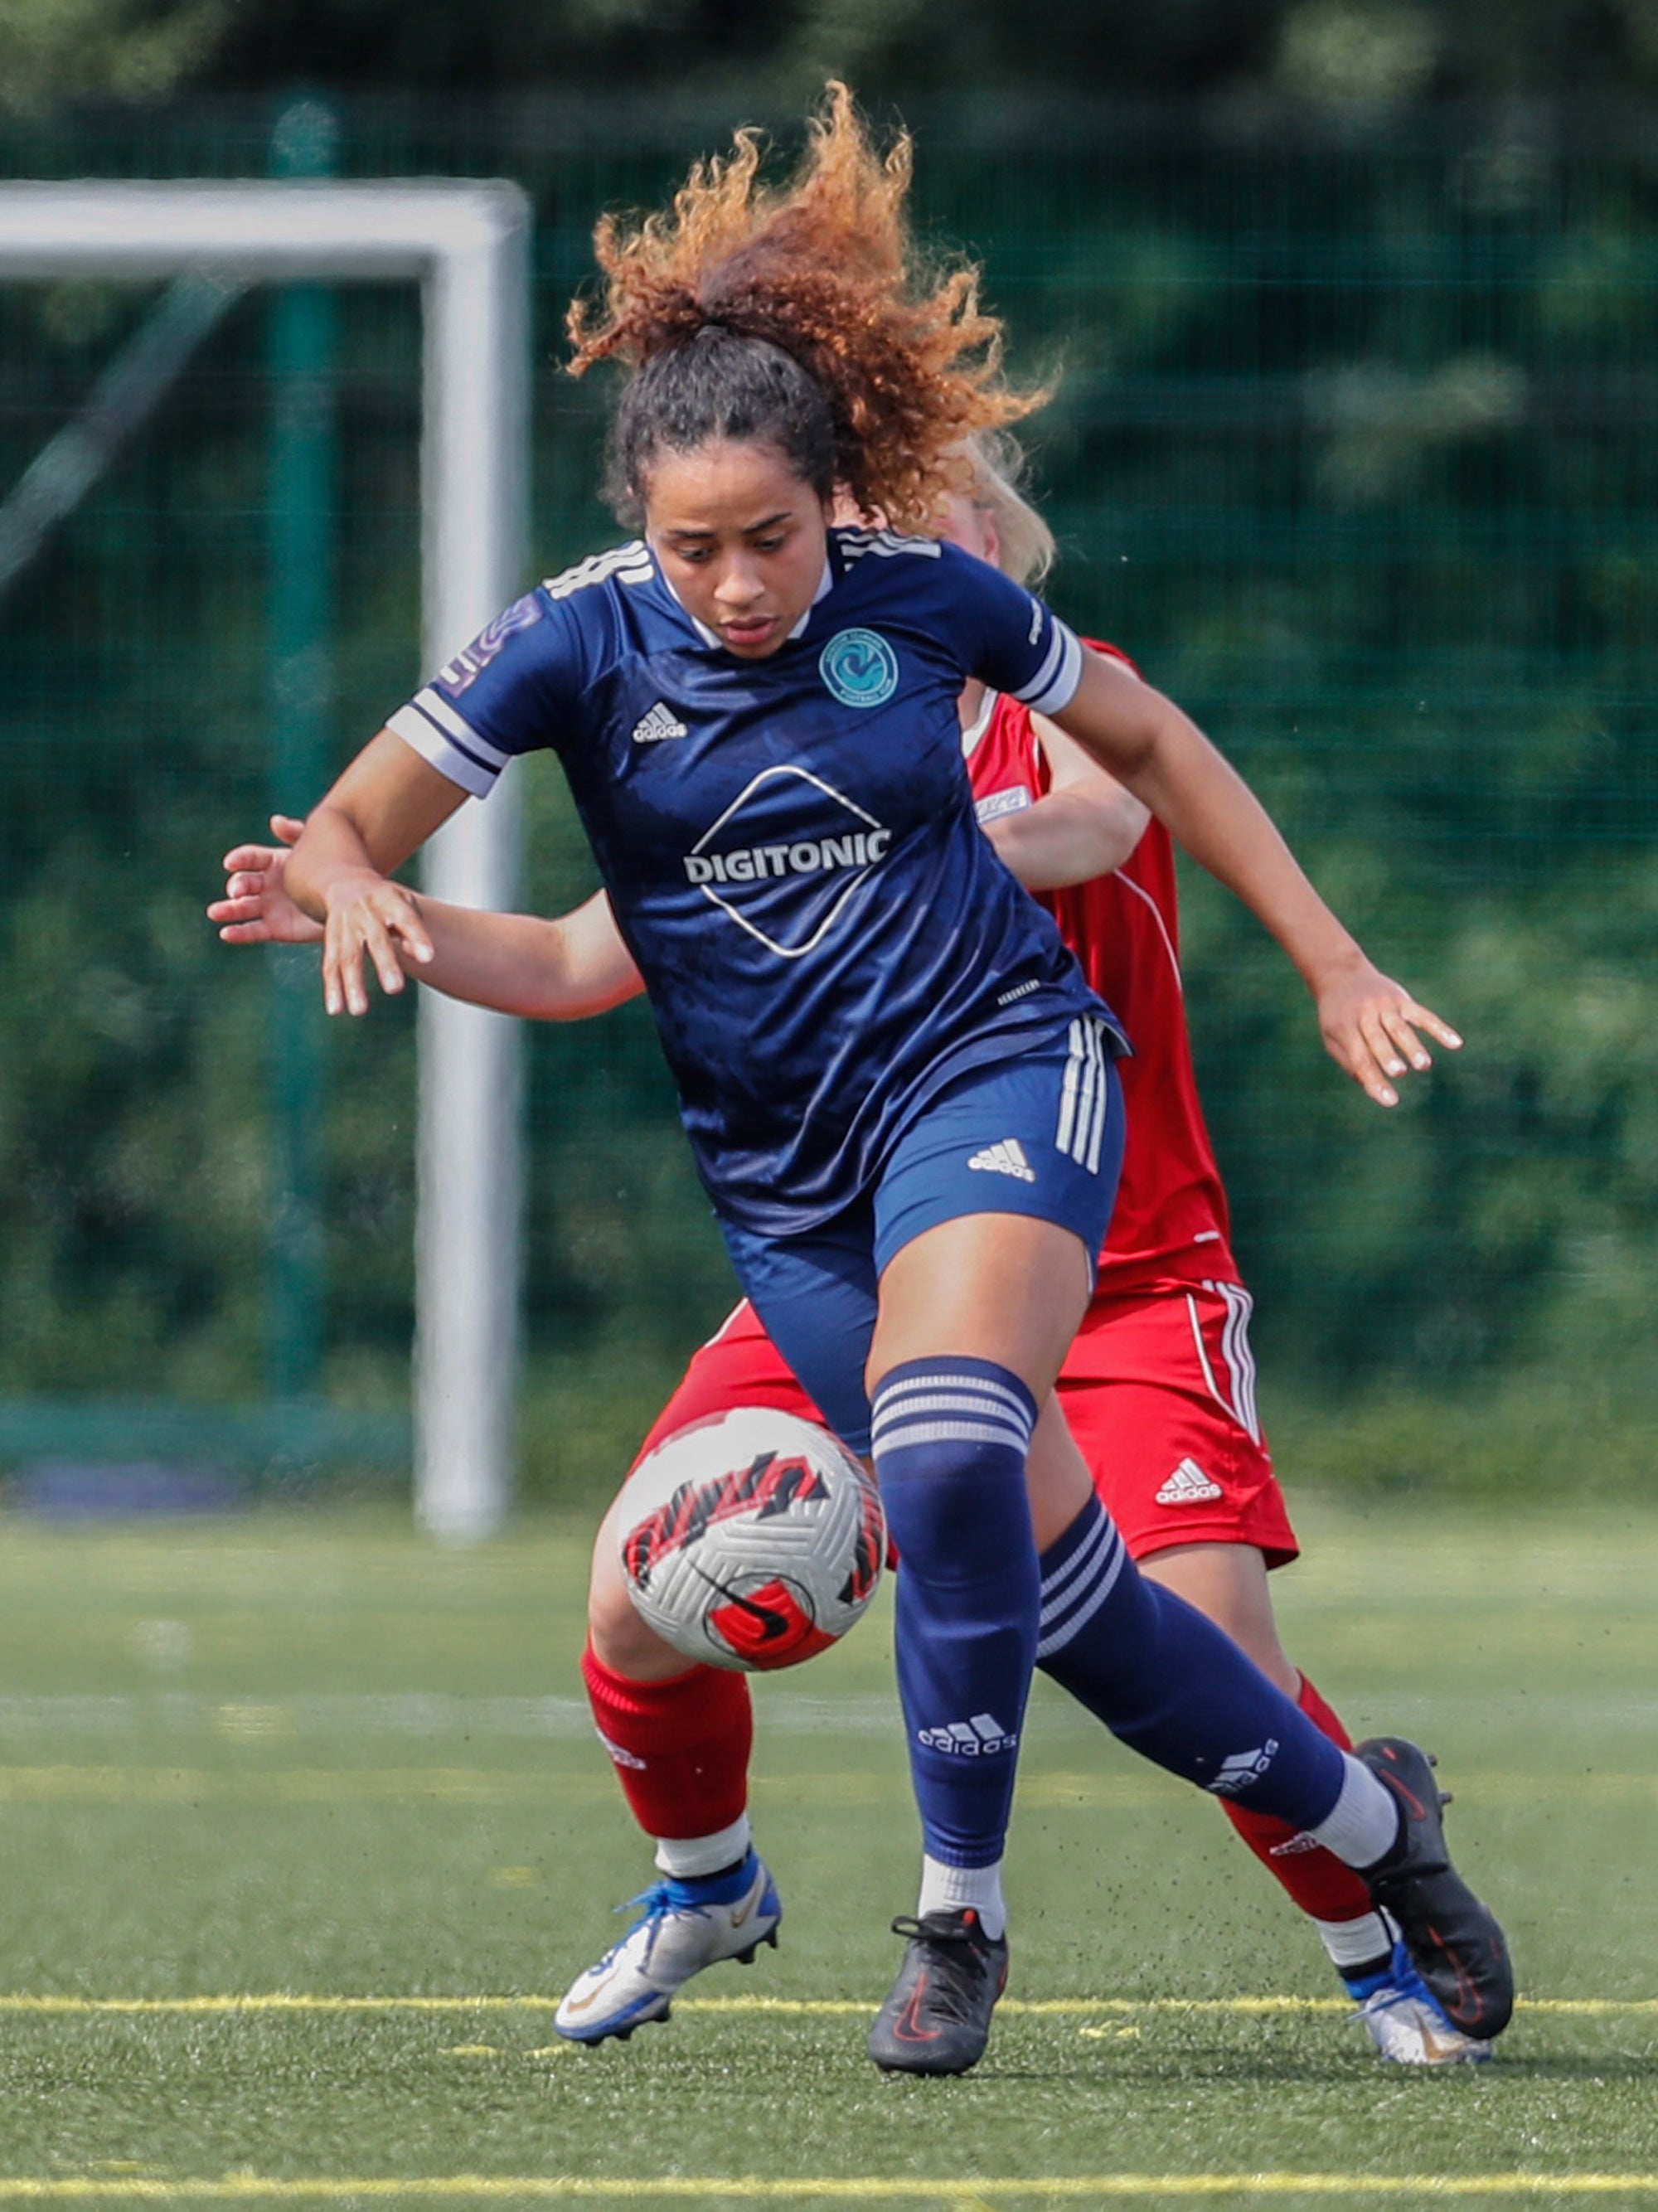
[
  {"xmin": 554, "ymin": 1851, "xmax": 781, "ymax": 2045},
  {"xmin": 1346, "ymin": 1941, "xmax": 1493, "ymax": 2066}
]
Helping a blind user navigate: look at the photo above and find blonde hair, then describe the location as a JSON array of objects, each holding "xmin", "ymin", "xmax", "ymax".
[
  {"xmin": 567, "ymin": 84, "xmax": 1049, "ymax": 530},
  {"xmin": 969, "ymin": 429, "xmax": 1057, "ymax": 590}
]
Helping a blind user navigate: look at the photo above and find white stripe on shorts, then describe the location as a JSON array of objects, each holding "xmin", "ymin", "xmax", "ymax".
[{"xmin": 1054, "ymin": 1016, "xmax": 1109, "ymax": 1171}]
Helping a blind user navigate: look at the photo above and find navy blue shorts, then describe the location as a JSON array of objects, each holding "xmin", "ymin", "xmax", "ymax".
[{"xmin": 720, "ymin": 1018, "xmax": 1124, "ymax": 1453}]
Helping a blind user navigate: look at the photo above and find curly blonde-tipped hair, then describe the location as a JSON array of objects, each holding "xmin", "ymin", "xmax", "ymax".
[{"xmin": 567, "ymin": 84, "xmax": 1048, "ymax": 529}]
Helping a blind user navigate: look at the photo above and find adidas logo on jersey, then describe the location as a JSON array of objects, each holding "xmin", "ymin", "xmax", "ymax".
[
  {"xmin": 967, "ymin": 1139, "xmax": 1036, "ymax": 1182},
  {"xmin": 1155, "ymin": 1457, "xmax": 1224, "ymax": 1506},
  {"xmin": 1209, "ymin": 1738, "xmax": 1280, "ymax": 1796},
  {"xmin": 631, "ymin": 701, "xmax": 689, "ymax": 745},
  {"xmin": 918, "ymin": 1712, "xmax": 1017, "ymax": 1758}
]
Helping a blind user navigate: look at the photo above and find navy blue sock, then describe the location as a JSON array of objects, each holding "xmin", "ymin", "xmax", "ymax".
[
  {"xmin": 872, "ymin": 1357, "xmax": 1040, "ymax": 1870},
  {"xmin": 1036, "ymin": 1495, "xmax": 1347, "ymax": 1831}
]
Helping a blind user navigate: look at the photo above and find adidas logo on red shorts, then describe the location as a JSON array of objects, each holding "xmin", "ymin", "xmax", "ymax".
[{"xmin": 1155, "ymin": 1457, "xmax": 1224, "ymax": 1506}]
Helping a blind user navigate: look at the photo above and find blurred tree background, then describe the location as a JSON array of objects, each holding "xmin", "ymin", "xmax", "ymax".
[{"xmin": 1, "ymin": 2, "xmax": 1655, "ymax": 1504}]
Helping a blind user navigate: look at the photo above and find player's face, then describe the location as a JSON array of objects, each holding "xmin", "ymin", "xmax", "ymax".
[
  {"xmin": 933, "ymin": 492, "xmax": 1001, "ymax": 571},
  {"xmin": 644, "ymin": 439, "xmax": 831, "ymax": 659}
]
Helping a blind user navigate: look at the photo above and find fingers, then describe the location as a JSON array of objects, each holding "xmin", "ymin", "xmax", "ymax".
[
  {"xmin": 1328, "ymin": 982, "xmax": 1465, "ymax": 1108},
  {"xmin": 216, "ymin": 919, "xmax": 273, "ymax": 945},
  {"xmin": 322, "ymin": 885, "xmax": 424, "ymax": 1015},
  {"xmin": 270, "ymin": 813, "xmax": 306, "ymax": 846},
  {"xmin": 363, "ymin": 907, "xmax": 409, "ymax": 1001},
  {"xmin": 221, "ymin": 844, "xmax": 279, "ymax": 872},
  {"xmin": 388, "ymin": 893, "xmax": 434, "ymax": 967},
  {"xmin": 1403, "ymin": 999, "xmax": 1462, "ymax": 1052},
  {"xmin": 207, "ymin": 893, "xmax": 266, "ymax": 926}
]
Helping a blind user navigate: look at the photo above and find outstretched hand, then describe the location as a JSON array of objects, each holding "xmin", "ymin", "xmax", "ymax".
[
  {"xmin": 1316, "ymin": 959, "xmax": 1462, "ymax": 1107},
  {"xmin": 209, "ymin": 815, "xmax": 321, "ymax": 946}
]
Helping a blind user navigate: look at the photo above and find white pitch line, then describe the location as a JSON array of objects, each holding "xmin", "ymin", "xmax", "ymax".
[{"xmin": 0, "ymin": 1993, "xmax": 1647, "ymax": 2017}]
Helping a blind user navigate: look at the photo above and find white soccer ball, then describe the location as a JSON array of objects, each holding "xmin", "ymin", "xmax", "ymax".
[{"xmin": 615, "ymin": 1407, "xmax": 886, "ymax": 1672}]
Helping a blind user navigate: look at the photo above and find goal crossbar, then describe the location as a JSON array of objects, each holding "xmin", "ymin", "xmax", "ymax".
[{"xmin": 0, "ymin": 181, "xmax": 533, "ymax": 1539}]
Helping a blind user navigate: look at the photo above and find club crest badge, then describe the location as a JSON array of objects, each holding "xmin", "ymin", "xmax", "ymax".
[{"xmin": 818, "ymin": 628, "xmax": 899, "ymax": 708}]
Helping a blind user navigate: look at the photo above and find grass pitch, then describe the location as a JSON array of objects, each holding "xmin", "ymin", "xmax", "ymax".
[{"xmin": 0, "ymin": 1494, "xmax": 1654, "ymax": 2208}]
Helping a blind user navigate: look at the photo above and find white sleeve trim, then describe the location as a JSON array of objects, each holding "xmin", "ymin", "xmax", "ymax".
[
  {"xmin": 1013, "ymin": 620, "xmax": 1084, "ymax": 718},
  {"xmin": 412, "ymin": 685, "xmax": 510, "ymax": 766},
  {"xmin": 386, "ymin": 701, "xmax": 498, "ymax": 798}
]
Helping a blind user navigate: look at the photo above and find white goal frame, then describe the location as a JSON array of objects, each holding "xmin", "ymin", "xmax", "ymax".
[{"xmin": 0, "ymin": 182, "xmax": 532, "ymax": 1539}]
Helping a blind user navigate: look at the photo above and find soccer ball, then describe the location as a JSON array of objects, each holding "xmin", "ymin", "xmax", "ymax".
[{"xmin": 615, "ymin": 1407, "xmax": 886, "ymax": 1672}]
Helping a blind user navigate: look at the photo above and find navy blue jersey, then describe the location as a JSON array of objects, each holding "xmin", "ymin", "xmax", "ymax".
[{"xmin": 389, "ymin": 528, "xmax": 1126, "ymax": 1234}]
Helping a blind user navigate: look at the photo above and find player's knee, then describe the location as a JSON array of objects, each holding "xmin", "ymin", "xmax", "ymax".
[{"xmin": 588, "ymin": 1507, "xmax": 689, "ymax": 1679}]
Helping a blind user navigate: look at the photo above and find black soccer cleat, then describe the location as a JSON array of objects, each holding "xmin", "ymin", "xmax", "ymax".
[
  {"xmin": 866, "ymin": 1908, "xmax": 1009, "ymax": 2077},
  {"xmin": 1355, "ymin": 1736, "xmax": 1514, "ymax": 2040}
]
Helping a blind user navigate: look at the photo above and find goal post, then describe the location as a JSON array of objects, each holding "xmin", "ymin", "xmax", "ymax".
[{"xmin": 0, "ymin": 181, "xmax": 533, "ymax": 1539}]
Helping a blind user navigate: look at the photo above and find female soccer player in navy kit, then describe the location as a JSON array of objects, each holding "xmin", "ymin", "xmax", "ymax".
[
  {"xmin": 219, "ymin": 445, "xmax": 1503, "ymax": 2069},
  {"xmin": 267, "ymin": 89, "xmax": 1510, "ymax": 2074}
]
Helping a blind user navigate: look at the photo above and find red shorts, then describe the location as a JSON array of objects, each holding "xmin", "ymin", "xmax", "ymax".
[
  {"xmin": 633, "ymin": 1282, "xmax": 1297, "ymax": 1570},
  {"xmin": 1057, "ymin": 1278, "xmax": 1297, "ymax": 1569}
]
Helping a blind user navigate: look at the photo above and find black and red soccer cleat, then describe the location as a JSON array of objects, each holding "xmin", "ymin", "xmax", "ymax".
[
  {"xmin": 866, "ymin": 1908, "xmax": 1009, "ymax": 2076},
  {"xmin": 1355, "ymin": 1735, "xmax": 1515, "ymax": 2040}
]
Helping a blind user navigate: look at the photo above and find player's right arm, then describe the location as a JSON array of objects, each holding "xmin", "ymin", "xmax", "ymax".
[
  {"xmin": 214, "ymin": 814, "xmax": 645, "ymax": 1021},
  {"xmin": 286, "ymin": 581, "xmax": 590, "ymax": 1014},
  {"xmin": 282, "ymin": 729, "xmax": 467, "ymax": 1015}
]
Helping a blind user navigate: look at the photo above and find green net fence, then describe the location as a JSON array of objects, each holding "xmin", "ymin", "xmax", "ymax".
[{"xmin": 2, "ymin": 97, "xmax": 1653, "ymax": 1501}]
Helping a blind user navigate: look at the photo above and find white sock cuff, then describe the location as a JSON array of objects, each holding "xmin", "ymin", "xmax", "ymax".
[
  {"xmin": 1312, "ymin": 1909, "xmax": 1399, "ymax": 1971},
  {"xmin": 1307, "ymin": 1754, "xmax": 1400, "ymax": 1870},
  {"xmin": 918, "ymin": 1852, "xmax": 1006, "ymax": 1941},
  {"xmin": 654, "ymin": 1812, "xmax": 752, "ymax": 1880}
]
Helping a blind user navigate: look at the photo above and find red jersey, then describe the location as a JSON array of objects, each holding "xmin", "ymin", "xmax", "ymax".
[{"xmin": 962, "ymin": 647, "xmax": 1239, "ymax": 1295}]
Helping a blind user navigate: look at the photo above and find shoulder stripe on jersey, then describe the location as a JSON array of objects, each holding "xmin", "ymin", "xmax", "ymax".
[
  {"xmin": 837, "ymin": 527, "xmax": 943, "ymax": 564},
  {"xmin": 541, "ymin": 541, "xmax": 655, "ymax": 601},
  {"xmin": 1109, "ymin": 865, "xmax": 1183, "ymax": 989},
  {"xmin": 386, "ymin": 703, "xmax": 497, "ymax": 798},
  {"xmin": 1013, "ymin": 622, "xmax": 1083, "ymax": 717},
  {"xmin": 413, "ymin": 687, "xmax": 510, "ymax": 768}
]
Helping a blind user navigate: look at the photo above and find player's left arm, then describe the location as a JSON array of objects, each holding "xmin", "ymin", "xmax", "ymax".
[
  {"xmin": 981, "ymin": 713, "xmax": 1151, "ymax": 891},
  {"xmin": 1048, "ymin": 644, "xmax": 1462, "ymax": 1107}
]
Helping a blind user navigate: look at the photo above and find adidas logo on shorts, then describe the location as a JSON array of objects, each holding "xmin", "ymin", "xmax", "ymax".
[
  {"xmin": 967, "ymin": 1138, "xmax": 1035, "ymax": 1182},
  {"xmin": 631, "ymin": 701, "xmax": 689, "ymax": 744},
  {"xmin": 1155, "ymin": 1456, "xmax": 1224, "ymax": 1506}
]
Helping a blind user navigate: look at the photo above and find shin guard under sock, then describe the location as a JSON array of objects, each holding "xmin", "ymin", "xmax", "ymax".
[
  {"xmin": 1220, "ymin": 1673, "xmax": 1380, "ymax": 1929},
  {"xmin": 580, "ymin": 1643, "xmax": 752, "ymax": 1857},
  {"xmin": 1036, "ymin": 1496, "xmax": 1350, "ymax": 1833},
  {"xmin": 872, "ymin": 1357, "xmax": 1039, "ymax": 1870}
]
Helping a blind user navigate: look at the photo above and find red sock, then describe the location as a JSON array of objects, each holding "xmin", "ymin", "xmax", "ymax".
[
  {"xmin": 1220, "ymin": 1673, "xmax": 1377, "ymax": 1924},
  {"xmin": 580, "ymin": 1643, "xmax": 753, "ymax": 1844}
]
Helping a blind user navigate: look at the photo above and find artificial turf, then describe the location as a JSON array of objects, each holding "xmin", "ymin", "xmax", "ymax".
[{"xmin": 0, "ymin": 1494, "xmax": 1653, "ymax": 2208}]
